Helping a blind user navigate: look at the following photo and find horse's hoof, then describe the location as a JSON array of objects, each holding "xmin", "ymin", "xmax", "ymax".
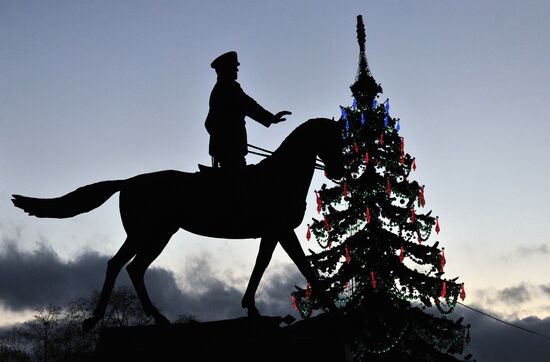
[
  {"xmin": 247, "ymin": 305, "xmax": 261, "ymax": 318},
  {"xmin": 153, "ymin": 313, "xmax": 170, "ymax": 325},
  {"xmin": 82, "ymin": 316, "xmax": 100, "ymax": 332}
]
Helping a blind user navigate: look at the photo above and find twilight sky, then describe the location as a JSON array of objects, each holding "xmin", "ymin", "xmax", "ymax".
[{"xmin": 1, "ymin": 1, "xmax": 550, "ymax": 360}]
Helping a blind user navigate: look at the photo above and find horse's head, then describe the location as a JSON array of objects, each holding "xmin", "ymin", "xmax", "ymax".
[{"xmin": 314, "ymin": 118, "xmax": 345, "ymax": 181}]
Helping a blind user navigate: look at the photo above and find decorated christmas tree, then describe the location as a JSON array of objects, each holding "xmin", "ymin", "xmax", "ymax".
[{"xmin": 292, "ymin": 16, "xmax": 472, "ymax": 361}]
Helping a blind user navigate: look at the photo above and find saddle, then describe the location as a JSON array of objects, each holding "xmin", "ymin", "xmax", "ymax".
[
  {"xmin": 197, "ymin": 164, "xmax": 230, "ymax": 176},
  {"xmin": 197, "ymin": 163, "xmax": 259, "ymax": 179},
  {"xmin": 198, "ymin": 164, "xmax": 216, "ymax": 175}
]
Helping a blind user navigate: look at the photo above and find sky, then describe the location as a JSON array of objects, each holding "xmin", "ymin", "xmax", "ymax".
[{"xmin": 1, "ymin": 1, "xmax": 550, "ymax": 360}]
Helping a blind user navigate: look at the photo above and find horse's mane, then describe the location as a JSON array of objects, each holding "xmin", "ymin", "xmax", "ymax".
[{"xmin": 257, "ymin": 118, "xmax": 336, "ymax": 168}]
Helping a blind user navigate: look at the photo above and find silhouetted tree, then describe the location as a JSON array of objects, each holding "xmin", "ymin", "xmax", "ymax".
[
  {"xmin": 71, "ymin": 286, "xmax": 153, "ymax": 329},
  {"xmin": 0, "ymin": 327, "xmax": 31, "ymax": 362},
  {"xmin": 0, "ymin": 286, "xmax": 195, "ymax": 361},
  {"xmin": 292, "ymin": 15, "xmax": 472, "ymax": 361},
  {"xmin": 173, "ymin": 314, "xmax": 198, "ymax": 324}
]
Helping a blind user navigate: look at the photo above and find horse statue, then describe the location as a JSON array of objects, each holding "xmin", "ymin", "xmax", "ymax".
[{"xmin": 12, "ymin": 118, "xmax": 344, "ymax": 331}]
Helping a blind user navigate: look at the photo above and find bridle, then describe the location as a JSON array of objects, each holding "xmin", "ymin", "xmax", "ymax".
[{"xmin": 248, "ymin": 143, "xmax": 326, "ymax": 171}]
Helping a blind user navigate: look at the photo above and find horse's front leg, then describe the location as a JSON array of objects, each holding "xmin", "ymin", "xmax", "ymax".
[
  {"xmin": 242, "ymin": 235, "xmax": 278, "ymax": 317},
  {"xmin": 82, "ymin": 236, "xmax": 137, "ymax": 332},
  {"xmin": 278, "ymin": 230, "xmax": 337, "ymax": 313}
]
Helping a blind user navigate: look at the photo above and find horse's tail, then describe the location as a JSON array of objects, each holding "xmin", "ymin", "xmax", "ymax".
[{"xmin": 12, "ymin": 180, "xmax": 124, "ymax": 218}]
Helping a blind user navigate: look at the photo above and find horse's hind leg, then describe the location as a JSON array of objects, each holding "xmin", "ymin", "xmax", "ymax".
[
  {"xmin": 82, "ymin": 236, "xmax": 137, "ymax": 332},
  {"xmin": 278, "ymin": 230, "xmax": 337, "ymax": 313},
  {"xmin": 242, "ymin": 235, "xmax": 278, "ymax": 317},
  {"xmin": 126, "ymin": 231, "xmax": 173, "ymax": 325}
]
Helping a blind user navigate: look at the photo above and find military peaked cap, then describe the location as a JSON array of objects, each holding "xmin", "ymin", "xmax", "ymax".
[{"xmin": 211, "ymin": 51, "xmax": 240, "ymax": 69}]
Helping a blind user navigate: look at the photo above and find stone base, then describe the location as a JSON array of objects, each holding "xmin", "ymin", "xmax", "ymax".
[{"xmin": 94, "ymin": 314, "xmax": 351, "ymax": 361}]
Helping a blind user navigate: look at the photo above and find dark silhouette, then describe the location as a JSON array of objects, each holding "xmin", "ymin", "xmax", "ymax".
[
  {"xmin": 206, "ymin": 51, "xmax": 293, "ymax": 317},
  {"xmin": 12, "ymin": 118, "xmax": 344, "ymax": 332},
  {"xmin": 94, "ymin": 312, "xmax": 358, "ymax": 362},
  {"xmin": 205, "ymin": 51, "xmax": 291, "ymax": 168}
]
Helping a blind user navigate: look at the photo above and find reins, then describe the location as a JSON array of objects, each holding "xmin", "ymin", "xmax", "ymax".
[{"xmin": 247, "ymin": 144, "xmax": 326, "ymax": 171}]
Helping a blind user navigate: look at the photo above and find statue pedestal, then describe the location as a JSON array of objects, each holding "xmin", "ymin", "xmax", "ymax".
[{"xmin": 95, "ymin": 314, "xmax": 351, "ymax": 361}]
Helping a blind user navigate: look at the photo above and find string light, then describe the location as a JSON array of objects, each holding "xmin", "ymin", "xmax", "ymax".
[
  {"xmin": 297, "ymin": 15, "xmax": 467, "ymax": 358},
  {"xmin": 364, "ymin": 326, "xmax": 407, "ymax": 355}
]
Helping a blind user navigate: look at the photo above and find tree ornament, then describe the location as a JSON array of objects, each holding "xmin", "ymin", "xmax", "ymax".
[
  {"xmin": 379, "ymin": 133, "xmax": 384, "ymax": 145},
  {"xmin": 345, "ymin": 245, "xmax": 351, "ymax": 264},
  {"xmin": 400, "ymin": 138, "xmax": 405, "ymax": 164},
  {"xmin": 418, "ymin": 186, "xmax": 425, "ymax": 207},
  {"xmin": 340, "ymin": 106, "xmax": 347, "ymax": 120},
  {"xmin": 364, "ymin": 151, "xmax": 369, "ymax": 164},
  {"xmin": 352, "ymin": 98, "xmax": 357, "ymax": 109},
  {"xmin": 399, "ymin": 245, "xmax": 405, "ymax": 263},
  {"xmin": 386, "ymin": 177, "xmax": 391, "ymax": 197},
  {"xmin": 384, "ymin": 115, "xmax": 388, "ymax": 127},
  {"xmin": 412, "ymin": 159, "xmax": 417, "ymax": 171},
  {"xmin": 385, "ymin": 99, "xmax": 390, "ymax": 114},
  {"xmin": 291, "ymin": 295, "xmax": 298, "ymax": 311},
  {"xmin": 366, "ymin": 207, "xmax": 371, "ymax": 224},
  {"xmin": 343, "ymin": 182, "xmax": 348, "ymax": 198},
  {"xmin": 354, "ymin": 142, "xmax": 359, "ymax": 153},
  {"xmin": 306, "ymin": 226, "xmax": 311, "ymax": 241},
  {"xmin": 440, "ymin": 250, "xmax": 446, "ymax": 272},
  {"xmin": 372, "ymin": 98, "xmax": 377, "ymax": 108},
  {"xmin": 435, "ymin": 217, "xmax": 441, "ymax": 234},
  {"xmin": 306, "ymin": 283, "xmax": 312, "ymax": 299},
  {"xmin": 371, "ymin": 271, "xmax": 377, "ymax": 289},
  {"xmin": 396, "ymin": 119, "xmax": 401, "ymax": 131},
  {"xmin": 460, "ymin": 283, "xmax": 466, "ymax": 301},
  {"xmin": 411, "ymin": 208, "xmax": 416, "ymax": 223},
  {"xmin": 417, "ymin": 233, "xmax": 422, "ymax": 244},
  {"xmin": 345, "ymin": 119, "xmax": 350, "ymax": 134},
  {"xmin": 361, "ymin": 113, "xmax": 365, "ymax": 125},
  {"xmin": 315, "ymin": 191, "xmax": 322, "ymax": 214},
  {"xmin": 440, "ymin": 281, "xmax": 447, "ymax": 298},
  {"xmin": 323, "ymin": 216, "xmax": 331, "ymax": 231}
]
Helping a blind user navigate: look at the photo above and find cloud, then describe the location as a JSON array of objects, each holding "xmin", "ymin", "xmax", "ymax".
[
  {"xmin": 540, "ymin": 285, "xmax": 550, "ymax": 296},
  {"xmin": 0, "ymin": 240, "xmax": 302, "ymax": 322},
  {"xmin": 516, "ymin": 244, "xmax": 550, "ymax": 257},
  {"xmin": 255, "ymin": 264, "xmax": 305, "ymax": 316},
  {"xmin": 497, "ymin": 284, "xmax": 531, "ymax": 304},
  {"xmin": 3, "ymin": 239, "xmax": 550, "ymax": 360},
  {"xmin": 501, "ymin": 244, "xmax": 550, "ymax": 261},
  {"xmin": 0, "ymin": 242, "xmax": 107, "ymax": 311},
  {"xmin": 457, "ymin": 305, "xmax": 550, "ymax": 362}
]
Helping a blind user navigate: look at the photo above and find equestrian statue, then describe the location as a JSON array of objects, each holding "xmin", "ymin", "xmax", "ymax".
[{"xmin": 12, "ymin": 117, "xmax": 345, "ymax": 331}]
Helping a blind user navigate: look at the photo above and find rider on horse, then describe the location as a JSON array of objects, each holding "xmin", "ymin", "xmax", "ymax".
[{"xmin": 205, "ymin": 51, "xmax": 291, "ymax": 169}]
